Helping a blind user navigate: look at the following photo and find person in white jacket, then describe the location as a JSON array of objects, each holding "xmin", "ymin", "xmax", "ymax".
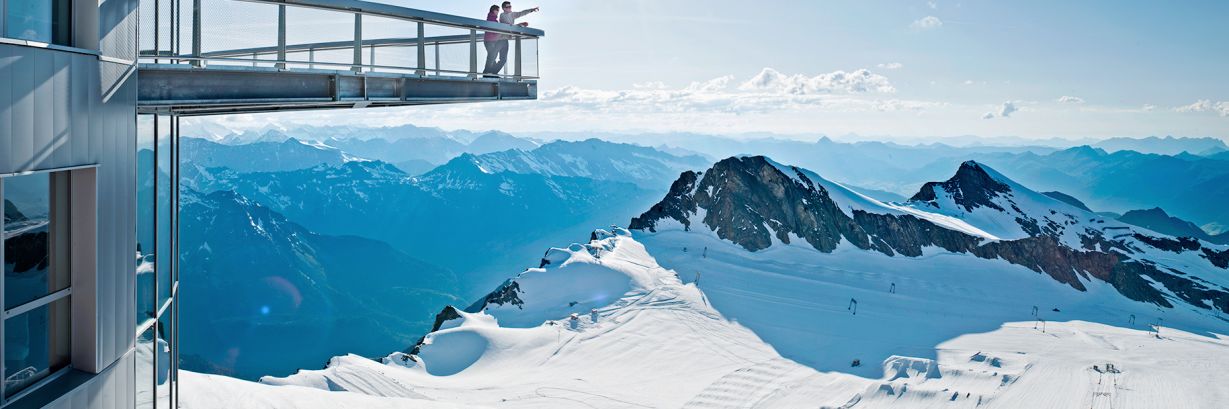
[{"xmin": 486, "ymin": 1, "xmax": 539, "ymax": 76}]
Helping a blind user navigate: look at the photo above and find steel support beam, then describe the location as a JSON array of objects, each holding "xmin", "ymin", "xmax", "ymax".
[{"xmin": 137, "ymin": 65, "xmax": 535, "ymax": 115}]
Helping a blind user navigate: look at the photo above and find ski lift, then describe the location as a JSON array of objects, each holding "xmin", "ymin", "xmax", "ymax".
[
  {"xmin": 848, "ymin": 298, "xmax": 858, "ymax": 315},
  {"xmin": 889, "ymin": 282, "xmax": 896, "ymax": 294},
  {"xmin": 851, "ymin": 359, "xmax": 861, "ymax": 367}
]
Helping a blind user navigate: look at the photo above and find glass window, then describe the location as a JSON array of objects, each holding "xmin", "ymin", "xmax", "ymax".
[
  {"xmin": 2, "ymin": 297, "xmax": 70, "ymax": 398},
  {"xmin": 135, "ymin": 326, "xmax": 155, "ymax": 409},
  {"xmin": 157, "ymin": 116, "xmax": 173, "ymax": 310},
  {"xmin": 156, "ymin": 312, "xmax": 173, "ymax": 407},
  {"xmin": 3, "ymin": 171, "xmax": 73, "ymax": 399},
  {"xmin": 4, "ymin": 0, "xmax": 72, "ymax": 45},
  {"xmin": 4, "ymin": 173, "xmax": 70, "ymax": 311},
  {"xmin": 138, "ymin": 115, "xmax": 157, "ymax": 324}
]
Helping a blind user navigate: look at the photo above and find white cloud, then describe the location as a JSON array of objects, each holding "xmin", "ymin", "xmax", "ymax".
[
  {"xmin": 982, "ymin": 101, "xmax": 1018, "ymax": 119},
  {"xmin": 1142, "ymin": 104, "xmax": 1157, "ymax": 112},
  {"xmin": 877, "ymin": 62, "xmax": 904, "ymax": 70},
  {"xmin": 684, "ymin": 75, "xmax": 734, "ymax": 93},
  {"xmin": 927, "ymin": 1, "xmax": 938, "ymax": 10},
  {"xmin": 963, "ymin": 80, "xmax": 975, "ymax": 85},
  {"xmin": 1175, "ymin": 100, "xmax": 1229, "ymax": 117},
  {"xmin": 910, "ymin": 16, "xmax": 943, "ymax": 30},
  {"xmin": 1057, "ymin": 96, "xmax": 1085, "ymax": 104},
  {"xmin": 632, "ymin": 81, "xmax": 666, "ymax": 89},
  {"xmin": 739, "ymin": 68, "xmax": 896, "ymax": 94}
]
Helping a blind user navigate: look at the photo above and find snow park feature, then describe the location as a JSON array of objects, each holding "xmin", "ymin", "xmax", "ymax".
[{"xmin": 180, "ymin": 156, "xmax": 1229, "ymax": 408}]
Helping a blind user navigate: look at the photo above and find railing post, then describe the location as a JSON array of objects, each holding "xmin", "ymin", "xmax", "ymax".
[
  {"xmin": 415, "ymin": 22, "xmax": 425, "ymax": 76},
  {"xmin": 191, "ymin": 0, "xmax": 202, "ymax": 67},
  {"xmin": 514, "ymin": 36, "xmax": 522, "ymax": 80},
  {"xmin": 309, "ymin": 48, "xmax": 315, "ymax": 69},
  {"xmin": 276, "ymin": 5, "xmax": 287, "ymax": 69},
  {"xmin": 369, "ymin": 44, "xmax": 376, "ymax": 72},
  {"xmin": 352, "ymin": 13, "xmax": 363, "ymax": 72},
  {"xmin": 469, "ymin": 29, "xmax": 478, "ymax": 79},
  {"xmin": 434, "ymin": 42, "xmax": 440, "ymax": 76}
]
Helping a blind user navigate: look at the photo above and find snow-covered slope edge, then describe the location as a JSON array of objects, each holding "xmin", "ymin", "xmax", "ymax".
[{"xmin": 181, "ymin": 225, "xmax": 1229, "ymax": 409}]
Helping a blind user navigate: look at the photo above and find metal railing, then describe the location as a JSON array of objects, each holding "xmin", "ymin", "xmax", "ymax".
[{"xmin": 139, "ymin": 0, "xmax": 542, "ymax": 80}]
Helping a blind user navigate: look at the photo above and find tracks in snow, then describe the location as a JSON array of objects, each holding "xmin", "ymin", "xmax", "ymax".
[{"xmin": 681, "ymin": 358, "xmax": 800, "ymax": 409}]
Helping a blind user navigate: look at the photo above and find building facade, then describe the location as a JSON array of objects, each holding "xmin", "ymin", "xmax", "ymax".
[{"xmin": 2, "ymin": 0, "xmax": 154, "ymax": 407}]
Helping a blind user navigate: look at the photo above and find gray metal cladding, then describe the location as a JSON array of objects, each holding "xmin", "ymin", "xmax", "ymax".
[
  {"xmin": 41, "ymin": 353, "xmax": 137, "ymax": 409},
  {"xmin": 0, "ymin": 43, "xmax": 138, "ymax": 376}
]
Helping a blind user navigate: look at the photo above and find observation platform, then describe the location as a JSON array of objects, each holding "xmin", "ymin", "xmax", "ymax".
[{"xmin": 135, "ymin": 0, "xmax": 543, "ymax": 115}]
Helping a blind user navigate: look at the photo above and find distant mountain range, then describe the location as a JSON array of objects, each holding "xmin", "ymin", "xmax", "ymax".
[
  {"xmin": 181, "ymin": 137, "xmax": 363, "ymax": 173},
  {"xmin": 183, "ymin": 139, "xmax": 698, "ymax": 299},
  {"xmin": 178, "ymin": 188, "xmax": 460, "ymax": 380},
  {"xmin": 1092, "ymin": 136, "xmax": 1228, "ymax": 156}
]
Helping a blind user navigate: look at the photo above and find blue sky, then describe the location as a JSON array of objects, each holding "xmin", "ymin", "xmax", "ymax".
[{"xmin": 207, "ymin": 0, "xmax": 1229, "ymax": 140}]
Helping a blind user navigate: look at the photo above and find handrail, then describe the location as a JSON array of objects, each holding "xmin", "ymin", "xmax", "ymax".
[
  {"xmin": 142, "ymin": 0, "xmax": 542, "ymax": 80},
  {"xmin": 194, "ymin": 35, "xmax": 473, "ymax": 58},
  {"xmin": 240, "ymin": 0, "xmax": 544, "ymax": 37}
]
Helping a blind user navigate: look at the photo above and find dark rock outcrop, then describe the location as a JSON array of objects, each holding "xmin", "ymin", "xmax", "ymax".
[{"xmin": 629, "ymin": 171, "xmax": 700, "ymax": 232}]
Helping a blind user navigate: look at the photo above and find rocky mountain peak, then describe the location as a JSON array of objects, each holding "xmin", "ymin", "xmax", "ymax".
[{"xmin": 910, "ymin": 160, "xmax": 1011, "ymax": 212}]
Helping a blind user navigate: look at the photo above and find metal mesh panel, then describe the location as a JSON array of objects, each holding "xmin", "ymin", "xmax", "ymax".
[
  {"xmin": 199, "ymin": 0, "xmax": 277, "ymax": 54},
  {"xmin": 100, "ymin": 0, "xmax": 139, "ymax": 61},
  {"xmin": 138, "ymin": 0, "xmax": 156, "ymax": 54},
  {"xmin": 100, "ymin": 60, "xmax": 131, "ymax": 96}
]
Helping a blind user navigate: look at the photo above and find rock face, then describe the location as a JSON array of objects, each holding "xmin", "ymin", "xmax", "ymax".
[{"xmin": 631, "ymin": 156, "xmax": 1229, "ymax": 313}]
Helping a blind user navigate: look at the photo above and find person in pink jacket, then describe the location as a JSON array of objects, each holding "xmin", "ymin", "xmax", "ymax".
[
  {"xmin": 483, "ymin": 2, "xmax": 539, "ymax": 77},
  {"xmin": 482, "ymin": 5, "xmax": 502, "ymax": 77}
]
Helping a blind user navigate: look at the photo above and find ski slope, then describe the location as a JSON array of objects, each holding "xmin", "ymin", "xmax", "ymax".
[{"xmin": 181, "ymin": 228, "xmax": 1229, "ymax": 408}]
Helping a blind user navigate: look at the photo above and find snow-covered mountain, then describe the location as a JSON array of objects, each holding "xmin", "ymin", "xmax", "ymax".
[
  {"xmin": 181, "ymin": 155, "xmax": 1229, "ymax": 408},
  {"xmin": 634, "ymin": 157, "xmax": 1229, "ymax": 310}
]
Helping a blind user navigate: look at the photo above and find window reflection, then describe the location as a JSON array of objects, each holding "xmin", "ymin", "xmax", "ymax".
[
  {"xmin": 156, "ymin": 312, "xmax": 173, "ymax": 406},
  {"xmin": 4, "ymin": 173, "xmax": 70, "ymax": 310},
  {"xmin": 138, "ymin": 115, "xmax": 157, "ymax": 324},
  {"xmin": 2, "ymin": 298, "xmax": 70, "ymax": 397},
  {"xmin": 136, "ymin": 326, "xmax": 155, "ymax": 409},
  {"xmin": 4, "ymin": 0, "xmax": 71, "ymax": 45},
  {"xmin": 157, "ymin": 115, "xmax": 173, "ymax": 310}
]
